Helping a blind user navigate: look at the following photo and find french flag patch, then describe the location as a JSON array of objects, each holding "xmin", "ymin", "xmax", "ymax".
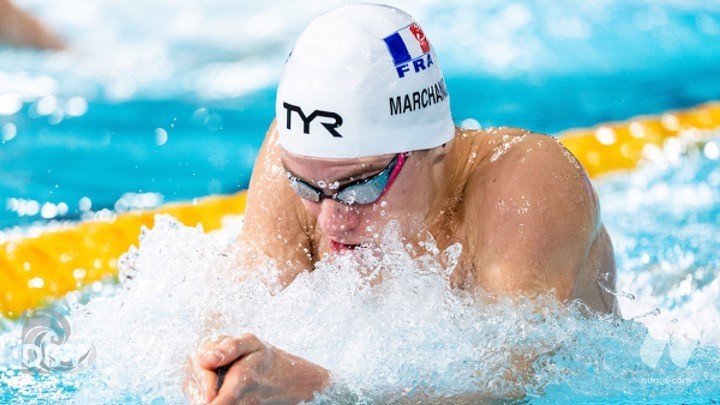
[{"xmin": 383, "ymin": 23, "xmax": 434, "ymax": 78}]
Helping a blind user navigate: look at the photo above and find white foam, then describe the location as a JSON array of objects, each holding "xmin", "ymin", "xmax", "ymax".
[{"xmin": 44, "ymin": 214, "xmax": 715, "ymax": 402}]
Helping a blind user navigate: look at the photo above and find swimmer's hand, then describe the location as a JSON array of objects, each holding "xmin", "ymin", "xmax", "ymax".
[{"xmin": 183, "ymin": 333, "xmax": 329, "ymax": 404}]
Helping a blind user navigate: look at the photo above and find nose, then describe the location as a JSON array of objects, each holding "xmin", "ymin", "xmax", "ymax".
[{"xmin": 317, "ymin": 199, "xmax": 361, "ymax": 239}]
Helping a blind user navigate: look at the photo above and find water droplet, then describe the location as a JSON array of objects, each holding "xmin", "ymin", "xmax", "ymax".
[
  {"xmin": 595, "ymin": 127, "xmax": 616, "ymax": 145},
  {"xmin": 65, "ymin": 96, "xmax": 88, "ymax": 117},
  {"xmin": 460, "ymin": 118, "xmax": 481, "ymax": 129},
  {"xmin": 1, "ymin": 123, "xmax": 17, "ymax": 141},
  {"xmin": 0, "ymin": 93, "xmax": 22, "ymax": 115},
  {"xmin": 28, "ymin": 277, "xmax": 45, "ymax": 288},
  {"xmin": 73, "ymin": 268, "xmax": 87, "ymax": 280},
  {"xmin": 155, "ymin": 128, "xmax": 168, "ymax": 146}
]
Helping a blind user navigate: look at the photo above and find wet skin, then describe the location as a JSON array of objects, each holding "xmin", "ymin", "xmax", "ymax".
[
  {"xmin": 0, "ymin": 0, "xmax": 64, "ymax": 50},
  {"xmin": 184, "ymin": 120, "xmax": 619, "ymax": 403}
]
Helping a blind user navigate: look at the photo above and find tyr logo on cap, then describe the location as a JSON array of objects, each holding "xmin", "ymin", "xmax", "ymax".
[
  {"xmin": 383, "ymin": 23, "xmax": 435, "ymax": 79},
  {"xmin": 283, "ymin": 102, "xmax": 344, "ymax": 138}
]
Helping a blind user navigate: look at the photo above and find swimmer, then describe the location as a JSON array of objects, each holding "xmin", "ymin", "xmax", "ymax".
[
  {"xmin": 0, "ymin": 0, "xmax": 64, "ymax": 50},
  {"xmin": 184, "ymin": 4, "xmax": 619, "ymax": 403}
]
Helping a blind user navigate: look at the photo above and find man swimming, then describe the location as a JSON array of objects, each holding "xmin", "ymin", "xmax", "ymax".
[{"xmin": 184, "ymin": 4, "xmax": 619, "ymax": 404}]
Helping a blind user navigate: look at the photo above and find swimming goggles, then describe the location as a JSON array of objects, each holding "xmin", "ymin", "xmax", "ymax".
[{"xmin": 285, "ymin": 153, "xmax": 408, "ymax": 205}]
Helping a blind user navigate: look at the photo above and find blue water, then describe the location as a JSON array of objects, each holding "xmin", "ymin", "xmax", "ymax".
[
  {"xmin": 2, "ymin": 0, "xmax": 720, "ymax": 402},
  {"xmin": 2, "ymin": 0, "xmax": 720, "ymax": 229},
  {"xmin": 4, "ymin": 69, "xmax": 719, "ymax": 229}
]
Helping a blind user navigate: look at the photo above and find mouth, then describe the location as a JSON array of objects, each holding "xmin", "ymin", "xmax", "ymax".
[{"xmin": 329, "ymin": 239, "xmax": 361, "ymax": 253}]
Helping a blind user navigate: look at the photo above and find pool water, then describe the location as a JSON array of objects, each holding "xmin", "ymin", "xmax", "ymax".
[
  {"xmin": 1, "ymin": 0, "xmax": 720, "ymax": 403},
  {"xmin": 2, "ymin": 0, "xmax": 720, "ymax": 229},
  {"xmin": 1, "ymin": 143, "xmax": 720, "ymax": 402}
]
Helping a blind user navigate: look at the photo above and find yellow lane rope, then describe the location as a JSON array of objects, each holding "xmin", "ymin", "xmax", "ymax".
[
  {"xmin": 2, "ymin": 101, "xmax": 719, "ymax": 319},
  {"xmin": 560, "ymin": 101, "xmax": 720, "ymax": 177},
  {"xmin": 1, "ymin": 193, "xmax": 246, "ymax": 318}
]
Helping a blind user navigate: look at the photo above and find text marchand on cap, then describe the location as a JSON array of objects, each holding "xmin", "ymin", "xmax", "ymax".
[{"xmin": 389, "ymin": 79, "xmax": 448, "ymax": 116}]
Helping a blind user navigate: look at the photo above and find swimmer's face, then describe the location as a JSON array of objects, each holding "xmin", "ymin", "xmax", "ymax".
[{"xmin": 281, "ymin": 150, "xmax": 427, "ymax": 251}]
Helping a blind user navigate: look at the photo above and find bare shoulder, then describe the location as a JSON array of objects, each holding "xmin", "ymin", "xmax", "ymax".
[
  {"xmin": 463, "ymin": 128, "xmax": 602, "ymax": 298},
  {"xmin": 244, "ymin": 119, "xmax": 308, "ymax": 232},
  {"xmin": 236, "ymin": 120, "xmax": 313, "ymax": 283},
  {"xmin": 469, "ymin": 128, "xmax": 599, "ymax": 228}
]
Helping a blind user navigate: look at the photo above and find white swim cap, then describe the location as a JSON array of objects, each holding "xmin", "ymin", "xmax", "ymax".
[{"xmin": 276, "ymin": 3, "xmax": 454, "ymax": 159}]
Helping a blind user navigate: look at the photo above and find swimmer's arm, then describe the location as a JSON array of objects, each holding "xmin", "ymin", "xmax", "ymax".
[
  {"xmin": 0, "ymin": 0, "xmax": 64, "ymax": 50},
  {"xmin": 460, "ymin": 133, "xmax": 608, "ymax": 395},
  {"xmin": 186, "ymin": 334, "xmax": 329, "ymax": 404},
  {"xmin": 469, "ymin": 133, "xmax": 601, "ymax": 303},
  {"xmin": 187, "ymin": 128, "xmax": 316, "ymax": 401},
  {"xmin": 234, "ymin": 120, "xmax": 314, "ymax": 286}
]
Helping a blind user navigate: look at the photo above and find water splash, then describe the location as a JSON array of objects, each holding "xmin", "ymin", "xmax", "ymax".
[
  {"xmin": 490, "ymin": 132, "xmax": 528, "ymax": 162},
  {"xmin": 598, "ymin": 133, "xmax": 720, "ymax": 345},
  {"xmin": 2, "ymin": 214, "xmax": 719, "ymax": 402}
]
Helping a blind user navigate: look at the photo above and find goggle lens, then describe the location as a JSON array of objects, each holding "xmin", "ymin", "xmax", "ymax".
[
  {"xmin": 286, "ymin": 153, "xmax": 404, "ymax": 205},
  {"xmin": 288, "ymin": 178, "xmax": 321, "ymax": 202},
  {"xmin": 335, "ymin": 172, "xmax": 388, "ymax": 205}
]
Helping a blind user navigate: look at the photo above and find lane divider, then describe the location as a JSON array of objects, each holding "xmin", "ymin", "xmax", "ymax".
[
  {"xmin": 1, "ymin": 101, "xmax": 719, "ymax": 319},
  {"xmin": 560, "ymin": 102, "xmax": 720, "ymax": 177},
  {"xmin": 1, "ymin": 193, "xmax": 246, "ymax": 318}
]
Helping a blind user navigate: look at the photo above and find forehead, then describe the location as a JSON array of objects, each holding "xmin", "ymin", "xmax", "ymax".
[{"xmin": 281, "ymin": 149, "xmax": 394, "ymax": 181}]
